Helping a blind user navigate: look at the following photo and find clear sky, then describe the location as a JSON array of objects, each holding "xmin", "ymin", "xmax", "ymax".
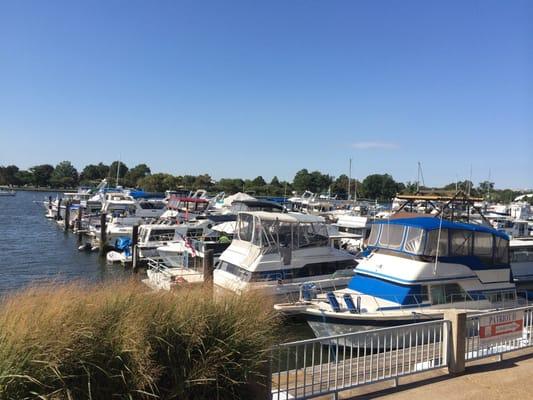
[{"xmin": 0, "ymin": 0, "xmax": 531, "ymax": 189}]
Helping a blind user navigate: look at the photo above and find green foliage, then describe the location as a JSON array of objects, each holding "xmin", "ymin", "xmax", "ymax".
[
  {"xmin": 359, "ymin": 174, "xmax": 403, "ymax": 201},
  {"xmin": 214, "ymin": 178, "xmax": 245, "ymax": 194},
  {"xmin": 0, "ymin": 281, "xmax": 280, "ymax": 400},
  {"xmin": 50, "ymin": 161, "xmax": 79, "ymax": 188},
  {"xmin": 80, "ymin": 163, "xmax": 109, "ymax": 183},
  {"xmin": 14, "ymin": 170, "xmax": 32, "ymax": 186},
  {"xmin": 292, "ymin": 169, "xmax": 333, "ymax": 194},
  {"xmin": 109, "ymin": 161, "xmax": 129, "ymax": 184},
  {"xmin": 125, "ymin": 164, "xmax": 151, "ymax": 187},
  {"xmin": 28, "ymin": 164, "xmax": 54, "ymax": 187},
  {"xmin": 137, "ymin": 173, "xmax": 180, "ymax": 192},
  {"xmin": 0, "ymin": 165, "xmax": 20, "ymax": 186}
]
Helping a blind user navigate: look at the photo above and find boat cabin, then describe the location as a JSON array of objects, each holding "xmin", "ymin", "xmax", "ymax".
[
  {"xmin": 367, "ymin": 217, "xmax": 510, "ymax": 267},
  {"xmin": 235, "ymin": 211, "xmax": 329, "ymax": 251},
  {"xmin": 167, "ymin": 196, "xmax": 210, "ymax": 214}
]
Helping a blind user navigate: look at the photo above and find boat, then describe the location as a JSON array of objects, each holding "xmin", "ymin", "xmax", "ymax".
[
  {"xmin": 213, "ymin": 211, "xmax": 358, "ymax": 300},
  {"xmin": 0, "ymin": 188, "xmax": 16, "ymax": 196},
  {"xmin": 274, "ymin": 215, "xmax": 524, "ymax": 341},
  {"xmin": 143, "ymin": 244, "xmax": 205, "ymax": 291},
  {"xmin": 510, "ymin": 237, "xmax": 533, "ymax": 287}
]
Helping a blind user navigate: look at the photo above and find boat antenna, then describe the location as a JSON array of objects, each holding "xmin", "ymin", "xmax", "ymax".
[
  {"xmin": 115, "ymin": 159, "xmax": 121, "ymax": 187},
  {"xmin": 434, "ymin": 209, "xmax": 444, "ymax": 275}
]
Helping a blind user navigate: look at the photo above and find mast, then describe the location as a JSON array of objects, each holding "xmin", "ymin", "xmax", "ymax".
[{"xmin": 348, "ymin": 158, "xmax": 352, "ymax": 201}]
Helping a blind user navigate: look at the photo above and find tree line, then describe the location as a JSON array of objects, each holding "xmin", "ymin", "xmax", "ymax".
[{"xmin": 0, "ymin": 162, "xmax": 529, "ymax": 202}]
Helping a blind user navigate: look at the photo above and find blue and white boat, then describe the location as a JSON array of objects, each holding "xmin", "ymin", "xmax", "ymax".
[{"xmin": 275, "ymin": 216, "xmax": 525, "ymax": 339}]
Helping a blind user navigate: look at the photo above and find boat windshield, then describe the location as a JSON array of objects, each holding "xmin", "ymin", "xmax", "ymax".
[{"xmin": 236, "ymin": 214, "xmax": 329, "ymax": 250}]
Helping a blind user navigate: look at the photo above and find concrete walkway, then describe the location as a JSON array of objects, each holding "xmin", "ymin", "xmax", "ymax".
[{"xmin": 340, "ymin": 347, "xmax": 533, "ymax": 399}]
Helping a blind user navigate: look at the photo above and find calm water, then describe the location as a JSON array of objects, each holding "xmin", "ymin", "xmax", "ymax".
[{"xmin": 0, "ymin": 191, "xmax": 130, "ymax": 294}]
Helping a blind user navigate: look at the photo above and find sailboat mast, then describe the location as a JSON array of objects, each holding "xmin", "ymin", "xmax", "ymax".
[{"xmin": 348, "ymin": 158, "xmax": 352, "ymax": 201}]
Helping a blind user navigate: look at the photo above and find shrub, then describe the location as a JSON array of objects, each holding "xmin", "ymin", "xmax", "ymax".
[{"xmin": 0, "ymin": 281, "xmax": 280, "ymax": 399}]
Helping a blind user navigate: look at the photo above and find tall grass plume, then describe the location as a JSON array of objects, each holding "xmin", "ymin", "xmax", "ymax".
[{"xmin": 0, "ymin": 280, "xmax": 280, "ymax": 399}]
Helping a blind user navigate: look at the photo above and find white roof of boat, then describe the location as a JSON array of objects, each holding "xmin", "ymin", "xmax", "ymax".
[
  {"xmin": 510, "ymin": 238, "xmax": 533, "ymax": 247},
  {"xmin": 241, "ymin": 211, "xmax": 324, "ymax": 223}
]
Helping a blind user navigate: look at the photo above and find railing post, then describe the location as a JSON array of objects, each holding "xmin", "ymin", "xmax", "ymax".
[{"xmin": 444, "ymin": 310, "xmax": 466, "ymax": 374}]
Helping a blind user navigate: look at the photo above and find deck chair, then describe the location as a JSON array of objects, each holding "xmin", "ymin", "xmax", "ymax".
[{"xmin": 326, "ymin": 292, "xmax": 341, "ymax": 312}]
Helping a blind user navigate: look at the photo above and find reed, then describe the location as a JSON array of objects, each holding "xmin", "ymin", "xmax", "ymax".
[{"xmin": 0, "ymin": 280, "xmax": 280, "ymax": 399}]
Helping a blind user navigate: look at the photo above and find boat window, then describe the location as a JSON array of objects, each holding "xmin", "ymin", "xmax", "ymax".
[
  {"xmin": 295, "ymin": 223, "xmax": 328, "ymax": 249},
  {"xmin": 473, "ymin": 232, "xmax": 494, "ymax": 264},
  {"xmin": 237, "ymin": 214, "xmax": 254, "ymax": 242},
  {"xmin": 430, "ymin": 283, "xmax": 467, "ymax": 305},
  {"xmin": 511, "ymin": 246, "xmax": 533, "ymax": 262},
  {"xmin": 186, "ymin": 228, "xmax": 203, "ymax": 238},
  {"xmin": 494, "ymin": 236, "xmax": 509, "ymax": 265},
  {"xmin": 378, "ymin": 224, "xmax": 404, "ymax": 249},
  {"xmin": 216, "ymin": 261, "xmax": 252, "ymax": 282},
  {"xmin": 450, "ymin": 230, "xmax": 472, "ymax": 257},
  {"xmin": 403, "ymin": 227, "xmax": 425, "ymax": 254},
  {"xmin": 424, "ymin": 229, "xmax": 448, "ymax": 257},
  {"xmin": 148, "ymin": 229, "xmax": 176, "ymax": 241},
  {"xmin": 367, "ymin": 224, "xmax": 380, "ymax": 246}
]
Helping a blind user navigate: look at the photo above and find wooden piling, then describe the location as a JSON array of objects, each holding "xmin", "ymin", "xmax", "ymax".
[
  {"xmin": 56, "ymin": 198, "xmax": 62, "ymax": 221},
  {"xmin": 77, "ymin": 205, "xmax": 83, "ymax": 242},
  {"xmin": 99, "ymin": 212, "xmax": 107, "ymax": 255},
  {"xmin": 48, "ymin": 195, "xmax": 52, "ymax": 210},
  {"xmin": 64, "ymin": 201, "xmax": 70, "ymax": 232},
  {"xmin": 203, "ymin": 249, "xmax": 215, "ymax": 290},
  {"xmin": 131, "ymin": 224, "xmax": 139, "ymax": 271}
]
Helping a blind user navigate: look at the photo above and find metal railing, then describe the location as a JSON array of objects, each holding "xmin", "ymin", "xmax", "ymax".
[
  {"xmin": 465, "ymin": 306, "xmax": 533, "ymax": 361},
  {"xmin": 270, "ymin": 320, "xmax": 450, "ymax": 400}
]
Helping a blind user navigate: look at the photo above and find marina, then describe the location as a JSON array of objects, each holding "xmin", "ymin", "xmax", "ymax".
[{"xmin": 1, "ymin": 1, "xmax": 531, "ymax": 398}]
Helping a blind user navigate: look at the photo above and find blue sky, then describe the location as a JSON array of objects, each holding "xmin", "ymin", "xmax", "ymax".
[{"xmin": 0, "ymin": 0, "xmax": 531, "ymax": 189}]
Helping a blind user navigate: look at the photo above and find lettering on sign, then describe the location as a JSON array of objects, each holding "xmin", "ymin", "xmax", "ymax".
[{"xmin": 479, "ymin": 310, "xmax": 524, "ymax": 346}]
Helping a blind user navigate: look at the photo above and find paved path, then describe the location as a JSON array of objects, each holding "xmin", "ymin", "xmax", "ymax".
[{"xmin": 341, "ymin": 348, "xmax": 533, "ymax": 399}]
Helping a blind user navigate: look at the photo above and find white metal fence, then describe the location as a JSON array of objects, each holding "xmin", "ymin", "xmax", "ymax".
[
  {"xmin": 465, "ymin": 306, "xmax": 533, "ymax": 361},
  {"xmin": 270, "ymin": 320, "xmax": 450, "ymax": 400}
]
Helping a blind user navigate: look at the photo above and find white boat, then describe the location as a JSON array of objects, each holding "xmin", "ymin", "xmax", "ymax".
[
  {"xmin": 137, "ymin": 219, "xmax": 216, "ymax": 260},
  {"xmin": 0, "ymin": 189, "xmax": 16, "ymax": 196},
  {"xmin": 510, "ymin": 238, "xmax": 533, "ymax": 285},
  {"xmin": 275, "ymin": 216, "xmax": 524, "ymax": 341},
  {"xmin": 332, "ymin": 214, "xmax": 372, "ymax": 252},
  {"xmin": 143, "ymin": 246, "xmax": 204, "ymax": 291},
  {"xmin": 213, "ymin": 211, "xmax": 358, "ymax": 300}
]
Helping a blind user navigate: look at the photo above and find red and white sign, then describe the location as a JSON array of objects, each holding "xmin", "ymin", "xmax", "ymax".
[{"xmin": 479, "ymin": 310, "xmax": 524, "ymax": 346}]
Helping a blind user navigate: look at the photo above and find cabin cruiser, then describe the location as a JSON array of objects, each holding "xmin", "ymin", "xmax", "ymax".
[
  {"xmin": 137, "ymin": 219, "xmax": 216, "ymax": 260},
  {"xmin": 510, "ymin": 238, "xmax": 533, "ymax": 287},
  {"xmin": 332, "ymin": 215, "xmax": 372, "ymax": 253},
  {"xmin": 213, "ymin": 211, "xmax": 358, "ymax": 300},
  {"xmin": 274, "ymin": 216, "xmax": 523, "ymax": 340}
]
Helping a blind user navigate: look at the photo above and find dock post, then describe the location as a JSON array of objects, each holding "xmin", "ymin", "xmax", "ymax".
[
  {"xmin": 64, "ymin": 201, "xmax": 70, "ymax": 232},
  {"xmin": 203, "ymin": 249, "xmax": 214, "ymax": 290},
  {"xmin": 99, "ymin": 212, "xmax": 107, "ymax": 255},
  {"xmin": 444, "ymin": 310, "xmax": 466, "ymax": 374},
  {"xmin": 56, "ymin": 198, "xmax": 62, "ymax": 221},
  {"xmin": 77, "ymin": 206, "xmax": 83, "ymax": 242},
  {"xmin": 131, "ymin": 224, "xmax": 139, "ymax": 271},
  {"xmin": 48, "ymin": 195, "xmax": 52, "ymax": 211}
]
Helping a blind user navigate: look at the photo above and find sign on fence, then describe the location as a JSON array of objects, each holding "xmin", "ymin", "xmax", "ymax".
[{"xmin": 479, "ymin": 310, "xmax": 524, "ymax": 346}]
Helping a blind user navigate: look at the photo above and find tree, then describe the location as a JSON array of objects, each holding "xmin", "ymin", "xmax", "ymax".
[
  {"xmin": 292, "ymin": 169, "xmax": 312, "ymax": 193},
  {"xmin": 108, "ymin": 161, "xmax": 129, "ymax": 185},
  {"xmin": 15, "ymin": 170, "xmax": 33, "ymax": 186},
  {"xmin": 124, "ymin": 164, "xmax": 151, "ymax": 187},
  {"xmin": 478, "ymin": 181, "xmax": 495, "ymax": 194},
  {"xmin": 360, "ymin": 174, "xmax": 402, "ymax": 201},
  {"xmin": 216, "ymin": 178, "xmax": 245, "ymax": 194},
  {"xmin": 0, "ymin": 165, "xmax": 20, "ymax": 186},
  {"xmin": 194, "ymin": 174, "xmax": 213, "ymax": 189},
  {"xmin": 137, "ymin": 173, "xmax": 179, "ymax": 192},
  {"xmin": 29, "ymin": 164, "xmax": 54, "ymax": 187},
  {"xmin": 80, "ymin": 163, "xmax": 109, "ymax": 182},
  {"xmin": 50, "ymin": 161, "xmax": 79, "ymax": 188}
]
